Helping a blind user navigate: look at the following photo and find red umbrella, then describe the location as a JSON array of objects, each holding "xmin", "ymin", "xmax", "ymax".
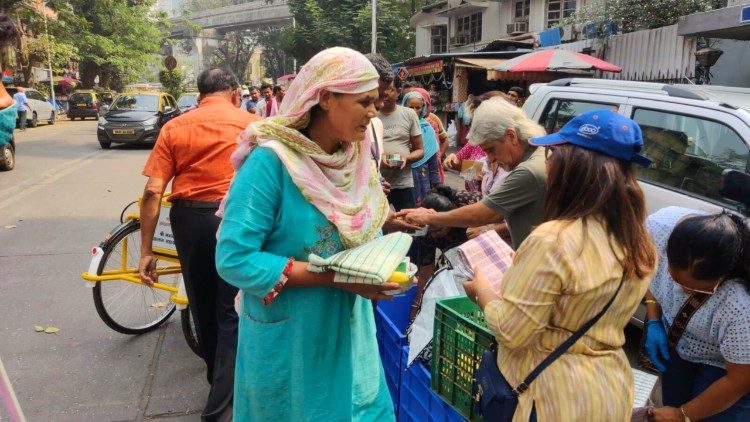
[{"xmin": 493, "ymin": 49, "xmax": 621, "ymax": 73}]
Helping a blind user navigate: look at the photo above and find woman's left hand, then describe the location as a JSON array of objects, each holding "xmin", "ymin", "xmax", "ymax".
[
  {"xmin": 647, "ymin": 406, "xmax": 684, "ymax": 421},
  {"xmin": 463, "ymin": 267, "xmax": 493, "ymax": 304}
]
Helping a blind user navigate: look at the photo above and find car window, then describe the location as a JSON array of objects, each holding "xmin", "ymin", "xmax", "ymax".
[
  {"xmin": 70, "ymin": 93, "xmax": 93, "ymax": 103},
  {"xmin": 633, "ymin": 108, "xmax": 749, "ymax": 203},
  {"xmin": 110, "ymin": 95, "xmax": 159, "ymax": 112},
  {"xmin": 177, "ymin": 94, "xmax": 197, "ymax": 108},
  {"xmin": 100, "ymin": 93, "xmax": 113, "ymax": 104},
  {"xmin": 539, "ymin": 99, "xmax": 618, "ymax": 134},
  {"xmin": 27, "ymin": 90, "xmax": 43, "ymax": 101},
  {"xmin": 165, "ymin": 95, "xmax": 177, "ymax": 110}
]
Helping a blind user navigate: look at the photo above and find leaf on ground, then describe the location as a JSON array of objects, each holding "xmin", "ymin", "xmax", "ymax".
[
  {"xmin": 44, "ymin": 327, "xmax": 60, "ymax": 334},
  {"xmin": 150, "ymin": 302, "xmax": 167, "ymax": 308},
  {"xmin": 34, "ymin": 325, "xmax": 44, "ymax": 332},
  {"xmin": 4, "ymin": 225, "xmax": 17, "ymax": 229}
]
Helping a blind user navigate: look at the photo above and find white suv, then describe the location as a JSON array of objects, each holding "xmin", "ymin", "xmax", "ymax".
[{"xmin": 523, "ymin": 78, "xmax": 750, "ymax": 324}]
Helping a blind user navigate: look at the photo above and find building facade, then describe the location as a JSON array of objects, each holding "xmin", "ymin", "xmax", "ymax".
[{"xmin": 410, "ymin": 0, "xmax": 589, "ymax": 56}]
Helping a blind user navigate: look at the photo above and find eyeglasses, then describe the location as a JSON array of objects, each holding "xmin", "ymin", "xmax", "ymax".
[
  {"xmin": 544, "ymin": 146, "xmax": 556, "ymax": 160},
  {"xmin": 667, "ymin": 267, "xmax": 723, "ymax": 295}
]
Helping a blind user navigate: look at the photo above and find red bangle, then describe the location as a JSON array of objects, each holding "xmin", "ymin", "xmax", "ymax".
[{"xmin": 262, "ymin": 257, "xmax": 294, "ymax": 306}]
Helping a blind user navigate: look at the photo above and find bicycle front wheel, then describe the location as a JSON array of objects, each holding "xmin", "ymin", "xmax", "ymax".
[{"xmin": 92, "ymin": 219, "xmax": 178, "ymax": 334}]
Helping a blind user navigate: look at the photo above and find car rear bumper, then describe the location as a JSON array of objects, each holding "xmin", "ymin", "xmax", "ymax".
[{"xmin": 69, "ymin": 109, "xmax": 99, "ymax": 118}]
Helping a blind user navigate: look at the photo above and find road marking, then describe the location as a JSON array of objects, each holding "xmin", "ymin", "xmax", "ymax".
[{"xmin": 0, "ymin": 149, "xmax": 109, "ymax": 211}]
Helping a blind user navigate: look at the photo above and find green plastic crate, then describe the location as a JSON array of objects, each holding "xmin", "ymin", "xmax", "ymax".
[{"xmin": 430, "ymin": 296, "xmax": 496, "ymax": 421}]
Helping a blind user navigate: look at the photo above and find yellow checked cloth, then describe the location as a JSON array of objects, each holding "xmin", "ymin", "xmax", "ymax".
[{"xmin": 307, "ymin": 232, "xmax": 413, "ymax": 284}]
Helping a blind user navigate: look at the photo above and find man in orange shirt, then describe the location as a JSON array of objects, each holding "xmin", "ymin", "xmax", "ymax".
[{"xmin": 139, "ymin": 68, "xmax": 260, "ymax": 421}]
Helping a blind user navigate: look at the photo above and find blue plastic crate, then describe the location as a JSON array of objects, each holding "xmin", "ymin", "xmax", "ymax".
[
  {"xmin": 374, "ymin": 287, "xmax": 417, "ymax": 413},
  {"xmin": 399, "ymin": 346, "xmax": 467, "ymax": 422}
]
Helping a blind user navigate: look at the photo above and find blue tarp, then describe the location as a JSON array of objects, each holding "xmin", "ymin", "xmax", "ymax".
[{"xmin": 539, "ymin": 27, "xmax": 562, "ymax": 47}]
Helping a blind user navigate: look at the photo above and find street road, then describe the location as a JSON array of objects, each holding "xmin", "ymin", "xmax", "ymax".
[
  {"xmin": 0, "ymin": 119, "xmax": 648, "ymax": 421},
  {"xmin": 0, "ymin": 120, "xmax": 205, "ymax": 421}
]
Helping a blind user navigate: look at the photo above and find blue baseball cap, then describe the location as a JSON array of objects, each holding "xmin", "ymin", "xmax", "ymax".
[{"xmin": 530, "ymin": 110, "xmax": 652, "ymax": 167}]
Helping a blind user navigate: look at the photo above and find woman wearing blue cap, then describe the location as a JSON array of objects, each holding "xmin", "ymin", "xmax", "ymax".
[{"xmin": 464, "ymin": 109, "xmax": 657, "ymax": 421}]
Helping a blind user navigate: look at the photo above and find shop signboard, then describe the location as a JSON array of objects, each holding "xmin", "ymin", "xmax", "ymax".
[{"xmin": 405, "ymin": 60, "xmax": 444, "ymax": 77}]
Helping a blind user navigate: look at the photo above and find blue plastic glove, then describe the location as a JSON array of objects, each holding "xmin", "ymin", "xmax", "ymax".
[{"xmin": 645, "ymin": 319, "xmax": 670, "ymax": 372}]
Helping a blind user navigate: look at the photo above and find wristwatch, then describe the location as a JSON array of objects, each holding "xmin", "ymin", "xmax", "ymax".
[{"xmin": 680, "ymin": 406, "xmax": 692, "ymax": 422}]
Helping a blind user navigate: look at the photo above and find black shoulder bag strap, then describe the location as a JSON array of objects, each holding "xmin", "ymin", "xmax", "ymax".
[{"xmin": 513, "ymin": 273, "xmax": 626, "ymax": 395}]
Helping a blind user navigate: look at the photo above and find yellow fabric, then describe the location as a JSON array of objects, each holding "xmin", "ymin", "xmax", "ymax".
[{"xmin": 483, "ymin": 218, "xmax": 654, "ymax": 421}]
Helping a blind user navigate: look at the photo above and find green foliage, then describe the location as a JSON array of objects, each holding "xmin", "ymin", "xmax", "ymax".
[
  {"xmin": 567, "ymin": 0, "xmax": 727, "ymax": 35},
  {"xmin": 209, "ymin": 28, "xmax": 261, "ymax": 79},
  {"xmin": 159, "ymin": 67, "xmax": 183, "ymax": 99},
  {"xmin": 60, "ymin": 0, "xmax": 168, "ymax": 90},
  {"xmin": 26, "ymin": 35, "xmax": 78, "ymax": 73},
  {"xmin": 284, "ymin": 0, "xmax": 415, "ymax": 65}
]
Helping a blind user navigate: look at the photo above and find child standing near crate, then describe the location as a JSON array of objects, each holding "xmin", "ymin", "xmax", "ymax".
[
  {"xmin": 216, "ymin": 47, "xmax": 404, "ymax": 421},
  {"xmin": 464, "ymin": 110, "xmax": 657, "ymax": 421}
]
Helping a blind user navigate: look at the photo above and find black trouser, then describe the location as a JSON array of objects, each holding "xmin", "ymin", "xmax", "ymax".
[
  {"xmin": 170, "ymin": 204, "xmax": 238, "ymax": 421},
  {"xmin": 17, "ymin": 110, "xmax": 26, "ymax": 130}
]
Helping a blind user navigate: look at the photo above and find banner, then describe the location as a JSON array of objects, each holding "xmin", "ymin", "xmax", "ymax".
[{"xmin": 406, "ymin": 60, "xmax": 444, "ymax": 77}]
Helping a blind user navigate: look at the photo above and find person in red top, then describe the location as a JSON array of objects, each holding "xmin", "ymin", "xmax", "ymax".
[{"xmin": 139, "ymin": 67, "xmax": 260, "ymax": 422}]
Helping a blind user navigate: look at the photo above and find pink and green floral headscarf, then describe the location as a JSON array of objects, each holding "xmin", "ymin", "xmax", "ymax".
[{"xmin": 226, "ymin": 47, "xmax": 387, "ymax": 248}]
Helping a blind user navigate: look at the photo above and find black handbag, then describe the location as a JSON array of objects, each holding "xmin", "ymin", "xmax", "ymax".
[{"xmin": 474, "ymin": 274, "xmax": 625, "ymax": 421}]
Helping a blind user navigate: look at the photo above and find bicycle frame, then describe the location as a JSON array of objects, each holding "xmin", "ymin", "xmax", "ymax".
[{"xmin": 81, "ymin": 195, "xmax": 189, "ymax": 308}]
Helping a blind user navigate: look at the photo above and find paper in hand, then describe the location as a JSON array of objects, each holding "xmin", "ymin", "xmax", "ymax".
[{"xmin": 456, "ymin": 230, "xmax": 514, "ymax": 295}]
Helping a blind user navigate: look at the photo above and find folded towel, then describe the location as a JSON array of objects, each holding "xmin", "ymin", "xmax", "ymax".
[
  {"xmin": 455, "ymin": 230, "xmax": 513, "ymax": 295},
  {"xmin": 308, "ymin": 232, "xmax": 413, "ymax": 285}
]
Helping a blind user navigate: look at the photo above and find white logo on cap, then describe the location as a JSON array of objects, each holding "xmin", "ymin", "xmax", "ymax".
[{"xmin": 578, "ymin": 123, "xmax": 600, "ymax": 137}]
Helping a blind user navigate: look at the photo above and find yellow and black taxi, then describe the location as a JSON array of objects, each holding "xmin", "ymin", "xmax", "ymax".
[{"xmin": 96, "ymin": 92, "xmax": 180, "ymax": 149}]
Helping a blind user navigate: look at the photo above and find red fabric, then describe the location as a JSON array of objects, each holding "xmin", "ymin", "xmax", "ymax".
[{"xmin": 503, "ymin": 49, "xmax": 622, "ymax": 73}]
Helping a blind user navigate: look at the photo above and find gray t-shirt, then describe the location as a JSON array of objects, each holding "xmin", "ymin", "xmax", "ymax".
[
  {"xmin": 379, "ymin": 105, "xmax": 422, "ymax": 188},
  {"xmin": 482, "ymin": 147, "xmax": 547, "ymax": 248}
]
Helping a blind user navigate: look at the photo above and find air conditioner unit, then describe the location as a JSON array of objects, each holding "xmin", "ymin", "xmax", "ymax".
[
  {"xmin": 451, "ymin": 34, "xmax": 467, "ymax": 46},
  {"xmin": 506, "ymin": 20, "xmax": 528, "ymax": 35}
]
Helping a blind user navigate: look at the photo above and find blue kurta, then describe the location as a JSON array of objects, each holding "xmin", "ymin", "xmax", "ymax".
[{"xmin": 216, "ymin": 146, "xmax": 395, "ymax": 421}]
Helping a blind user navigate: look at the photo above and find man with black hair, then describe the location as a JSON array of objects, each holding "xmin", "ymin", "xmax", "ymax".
[
  {"xmin": 139, "ymin": 67, "xmax": 260, "ymax": 421},
  {"xmin": 507, "ymin": 86, "xmax": 524, "ymax": 106},
  {"xmin": 256, "ymin": 83, "xmax": 273, "ymax": 117}
]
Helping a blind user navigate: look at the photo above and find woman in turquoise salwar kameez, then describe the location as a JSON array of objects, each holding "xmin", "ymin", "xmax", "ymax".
[{"xmin": 216, "ymin": 47, "xmax": 400, "ymax": 421}]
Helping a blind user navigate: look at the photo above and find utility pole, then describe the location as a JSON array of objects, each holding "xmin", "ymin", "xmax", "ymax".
[
  {"xmin": 371, "ymin": 0, "xmax": 377, "ymax": 53},
  {"xmin": 42, "ymin": 1, "xmax": 56, "ymax": 107}
]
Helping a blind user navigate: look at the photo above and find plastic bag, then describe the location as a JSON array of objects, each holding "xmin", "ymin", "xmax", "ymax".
[{"xmin": 446, "ymin": 120, "xmax": 457, "ymax": 148}]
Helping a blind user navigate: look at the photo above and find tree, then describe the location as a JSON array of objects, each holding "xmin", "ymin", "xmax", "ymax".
[
  {"xmin": 159, "ymin": 67, "xmax": 183, "ymax": 99},
  {"xmin": 26, "ymin": 35, "xmax": 77, "ymax": 74},
  {"xmin": 209, "ymin": 28, "xmax": 261, "ymax": 79},
  {"xmin": 284, "ymin": 0, "xmax": 415, "ymax": 65},
  {"xmin": 568, "ymin": 0, "xmax": 726, "ymax": 35},
  {"xmin": 62, "ymin": 0, "xmax": 168, "ymax": 90}
]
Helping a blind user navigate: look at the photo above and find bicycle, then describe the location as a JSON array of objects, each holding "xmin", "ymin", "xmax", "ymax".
[{"xmin": 81, "ymin": 196, "xmax": 200, "ymax": 356}]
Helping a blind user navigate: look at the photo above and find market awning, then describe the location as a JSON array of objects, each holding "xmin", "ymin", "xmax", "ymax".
[{"xmin": 455, "ymin": 57, "xmax": 507, "ymax": 70}]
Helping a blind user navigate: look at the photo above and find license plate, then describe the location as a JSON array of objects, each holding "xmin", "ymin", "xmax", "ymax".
[
  {"xmin": 112, "ymin": 129, "xmax": 134, "ymax": 135},
  {"xmin": 76, "ymin": 103, "xmax": 86, "ymax": 107}
]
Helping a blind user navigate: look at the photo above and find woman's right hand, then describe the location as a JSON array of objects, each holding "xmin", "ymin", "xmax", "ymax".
[
  {"xmin": 645, "ymin": 319, "xmax": 671, "ymax": 372},
  {"xmin": 443, "ymin": 153, "xmax": 459, "ymax": 169},
  {"xmin": 337, "ymin": 282, "xmax": 401, "ymax": 301}
]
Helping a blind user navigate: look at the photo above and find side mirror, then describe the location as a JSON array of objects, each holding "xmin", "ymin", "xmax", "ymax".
[
  {"xmin": 719, "ymin": 169, "xmax": 750, "ymax": 209},
  {"xmin": 163, "ymin": 105, "xmax": 173, "ymax": 114}
]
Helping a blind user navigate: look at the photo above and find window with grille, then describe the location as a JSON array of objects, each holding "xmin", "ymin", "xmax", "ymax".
[
  {"xmin": 547, "ymin": 0, "xmax": 576, "ymax": 28},
  {"xmin": 456, "ymin": 12, "xmax": 482, "ymax": 43},
  {"xmin": 514, "ymin": 0, "xmax": 530, "ymax": 19},
  {"xmin": 431, "ymin": 26, "xmax": 447, "ymax": 53}
]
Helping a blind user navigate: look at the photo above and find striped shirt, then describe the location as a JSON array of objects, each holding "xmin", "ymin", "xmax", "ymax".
[{"xmin": 484, "ymin": 218, "xmax": 654, "ymax": 421}]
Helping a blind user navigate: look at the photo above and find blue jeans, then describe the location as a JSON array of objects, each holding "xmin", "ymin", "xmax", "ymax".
[{"xmin": 662, "ymin": 353, "xmax": 750, "ymax": 421}]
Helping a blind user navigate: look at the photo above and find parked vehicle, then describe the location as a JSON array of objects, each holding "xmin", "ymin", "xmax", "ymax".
[
  {"xmin": 68, "ymin": 90, "xmax": 111, "ymax": 120},
  {"xmin": 523, "ymin": 78, "xmax": 750, "ymax": 326},
  {"xmin": 96, "ymin": 92, "xmax": 180, "ymax": 149},
  {"xmin": 0, "ymin": 136, "xmax": 14, "ymax": 171},
  {"xmin": 177, "ymin": 92, "xmax": 199, "ymax": 112},
  {"xmin": 7, "ymin": 87, "xmax": 56, "ymax": 127}
]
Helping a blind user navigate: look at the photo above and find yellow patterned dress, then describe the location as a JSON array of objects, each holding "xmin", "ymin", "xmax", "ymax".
[{"xmin": 483, "ymin": 218, "xmax": 654, "ymax": 421}]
